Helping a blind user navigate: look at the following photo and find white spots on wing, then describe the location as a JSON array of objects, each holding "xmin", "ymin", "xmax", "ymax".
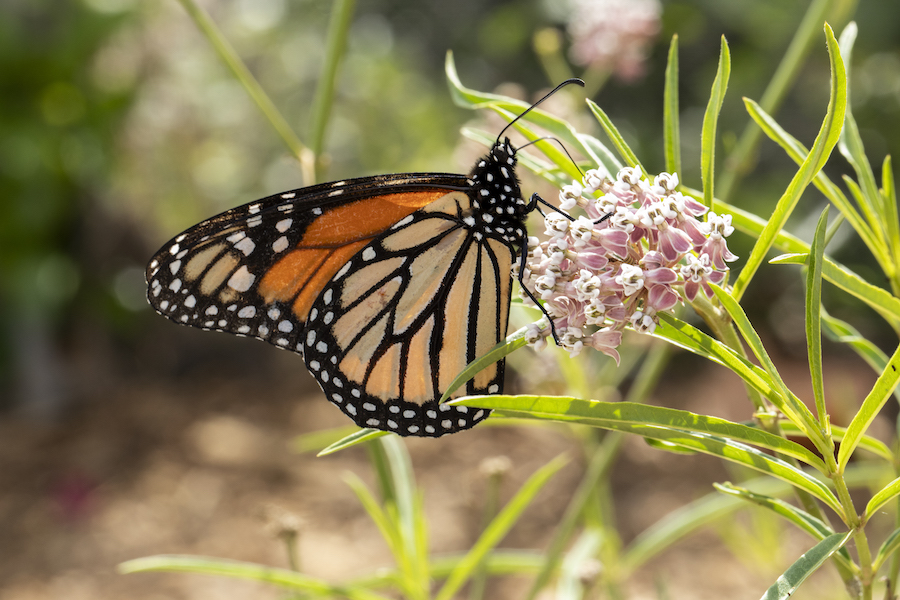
[
  {"xmin": 180, "ymin": 315, "xmax": 189, "ymax": 322},
  {"xmin": 403, "ymin": 410, "xmax": 415, "ymax": 419},
  {"xmin": 463, "ymin": 216, "xmax": 475, "ymax": 227},
  {"xmin": 425, "ymin": 425, "xmax": 435, "ymax": 434},
  {"xmin": 315, "ymin": 341, "xmax": 327, "ymax": 353},
  {"xmin": 272, "ymin": 236, "xmax": 289, "ymax": 253},
  {"xmin": 488, "ymin": 384, "xmax": 500, "ymax": 393},
  {"xmin": 248, "ymin": 203, "xmax": 261, "ymax": 214},
  {"xmin": 328, "ymin": 189, "xmax": 344, "ymax": 197},
  {"xmin": 332, "ymin": 393, "xmax": 343, "ymax": 403},
  {"xmin": 169, "ymin": 278, "xmax": 182, "ymax": 293},
  {"xmin": 441, "ymin": 420, "xmax": 452, "ymax": 429},
  {"xmin": 176, "ymin": 234, "xmax": 187, "ymax": 242},
  {"xmin": 346, "ymin": 404, "xmax": 357, "ymax": 416},
  {"xmin": 183, "ymin": 295, "xmax": 196, "ymax": 309},
  {"xmin": 247, "ymin": 215, "xmax": 263, "ymax": 227},
  {"xmin": 169, "ymin": 243, "xmax": 180, "ymax": 255},
  {"xmin": 268, "ymin": 307, "xmax": 281, "ymax": 320},
  {"xmin": 276, "ymin": 338, "xmax": 289, "ymax": 346},
  {"xmin": 205, "ymin": 306, "xmax": 218, "ymax": 316},
  {"xmin": 276, "ymin": 218, "xmax": 292, "ymax": 233},
  {"xmin": 323, "ymin": 288, "xmax": 333, "ymax": 305},
  {"xmin": 392, "ymin": 214, "xmax": 415, "ymax": 229},
  {"xmin": 258, "ymin": 324, "xmax": 269, "ymax": 336},
  {"xmin": 334, "ymin": 262, "xmax": 351, "ymax": 280},
  {"xmin": 227, "ymin": 266, "xmax": 255, "ymax": 292},
  {"xmin": 238, "ymin": 306, "xmax": 256, "ymax": 319},
  {"xmin": 237, "ymin": 325, "xmax": 250, "ymax": 334},
  {"xmin": 159, "ymin": 300, "xmax": 169, "ymax": 310},
  {"xmin": 309, "ymin": 360, "xmax": 320, "ymax": 370},
  {"xmin": 323, "ymin": 311, "xmax": 334, "ymax": 325},
  {"xmin": 312, "ymin": 207, "xmax": 323, "ymax": 215},
  {"xmin": 361, "ymin": 247, "xmax": 376, "ymax": 261},
  {"xmin": 227, "ymin": 232, "xmax": 246, "ymax": 243},
  {"xmin": 234, "ymin": 237, "xmax": 256, "ymax": 256},
  {"xmin": 281, "ymin": 192, "xmax": 296, "ymax": 199},
  {"xmin": 363, "ymin": 402, "xmax": 376, "ymax": 411},
  {"xmin": 169, "ymin": 260, "xmax": 181, "ymax": 275},
  {"xmin": 309, "ymin": 308, "xmax": 318, "ymax": 321},
  {"xmin": 306, "ymin": 330, "xmax": 316, "ymax": 346},
  {"xmin": 278, "ymin": 320, "xmax": 293, "ymax": 333},
  {"xmin": 408, "ymin": 425, "xmax": 419, "ymax": 434}
]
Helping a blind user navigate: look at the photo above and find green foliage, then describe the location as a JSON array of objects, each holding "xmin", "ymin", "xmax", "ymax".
[{"xmin": 117, "ymin": 2, "xmax": 900, "ymax": 599}]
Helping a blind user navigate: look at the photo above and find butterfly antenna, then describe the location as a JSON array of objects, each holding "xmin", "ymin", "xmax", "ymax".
[
  {"xmin": 516, "ymin": 136, "xmax": 585, "ymax": 177},
  {"xmin": 496, "ymin": 78, "xmax": 585, "ymax": 144}
]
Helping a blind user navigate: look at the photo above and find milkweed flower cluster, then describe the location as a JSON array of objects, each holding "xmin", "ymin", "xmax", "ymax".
[{"xmin": 518, "ymin": 166, "xmax": 737, "ymax": 363}]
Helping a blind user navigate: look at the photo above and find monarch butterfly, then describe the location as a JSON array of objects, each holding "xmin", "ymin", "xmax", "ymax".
[{"xmin": 146, "ymin": 79, "xmax": 582, "ymax": 437}]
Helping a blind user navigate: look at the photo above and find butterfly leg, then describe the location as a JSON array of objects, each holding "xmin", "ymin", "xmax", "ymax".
[{"xmin": 514, "ymin": 222, "xmax": 562, "ymax": 344}]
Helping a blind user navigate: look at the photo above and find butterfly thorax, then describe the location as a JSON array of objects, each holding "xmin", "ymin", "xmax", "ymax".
[{"xmin": 465, "ymin": 138, "xmax": 527, "ymax": 246}]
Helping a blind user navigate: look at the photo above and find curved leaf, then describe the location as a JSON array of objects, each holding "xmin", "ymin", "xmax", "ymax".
[
  {"xmin": 733, "ymin": 24, "xmax": 847, "ymax": 301},
  {"xmin": 700, "ymin": 36, "xmax": 730, "ymax": 208},
  {"xmin": 760, "ymin": 532, "xmax": 853, "ymax": 600},
  {"xmin": 119, "ymin": 555, "xmax": 391, "ymax": 600},
  {"xmin": 451, "ymin": 395, "xmax": 841, "ymax": 513}
]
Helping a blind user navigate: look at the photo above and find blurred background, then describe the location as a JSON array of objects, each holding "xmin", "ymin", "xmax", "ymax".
[{"xmin": 2, "ymin": 0, "xmax": 900, "ymax": 598}]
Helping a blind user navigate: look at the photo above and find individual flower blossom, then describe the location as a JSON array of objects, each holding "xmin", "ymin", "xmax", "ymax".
[
  {"xmin": 520, "ymin": 166, "xmax": 738, "ymax": 359},
  {"xmin": 559, "ymin": 182, "xmax": 584, "ymax": 210},
  {"xmin": 680, "ymin": 253, "xmax": 726, "ymax": 300},
  {"xmin": 699, "ymin": 212, "xmax": 738, "ymax": 269}
]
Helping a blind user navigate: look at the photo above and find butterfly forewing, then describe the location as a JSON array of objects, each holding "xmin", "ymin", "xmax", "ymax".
[{"xmin": 146, "ymin": 175, "xmax": 465, "ymax": 353}]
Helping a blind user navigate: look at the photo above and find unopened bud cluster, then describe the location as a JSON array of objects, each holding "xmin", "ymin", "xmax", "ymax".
[{"xmin": 518, "ymin": 166, "xmax": 737, "ymax": 362}]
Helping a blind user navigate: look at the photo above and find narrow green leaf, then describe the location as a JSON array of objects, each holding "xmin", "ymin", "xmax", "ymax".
[
  {"xmin": 820, "ymin": 308, "xmax": 900, "ymax": 403},
  {"xmin": 865, "ymin": 475, "xmax": 900, "ymax": 522},
  {"xmin": 174, "ymin": 0, "xmax": 311, "ymax": 182},
  {"xmin": 837, "ymin": 342, "xmax": 900, "ymax": 470},
  {"xmin": 380, "ymin": 437, "xmax": 429, "ymax": 594},
  {"xmin": 624, "ymin": 463, "xmax": 889, "ymax": 573},
  {"xmin": 711, "ymin": 286, "xmax": 822, "ymax": 442},
  {"xmin": 700, "ymin": 36, "xmax": 730, "ymax": 208},
  {"xmin": 434, "ymin": 455, "xmax": 569, "ymax": 600},
  {"xmin": 715, "ymin": 483, "xmax": 854, "ymax": 573},
  {"xmin": 770, "ymin": 253, "xmax": 900, "ymax": 330},
  {"xmin": 733, "ymin": 24, "xmax": 847, "ymax": 301},
  {"xmin": 874, "ymin": 527, "xmax": 900, "ymax": 574},
  {"xmin": 119, "ymin": 555, "xmax": 392, "ymax": 599},
  {"xmin": 451, "ymin": 396, "xmax": 841, "ymax": 513},
  {"xmin": 883, "ymin": 154, "xmax": 900, "ymax": 286},
  {"xmin": 440, "ymin": 326, "xmax": 529, "ymax": 403},
  {"xmin": 318, "ymin": 428, "xmax": 388, "ymax": 456},
  {"xmin": 652, "ymin": 313, "xmax": 781, "ymax": 403},
  {"xmin": 344, "ymin": 473, "xmax": 404, "ymax": 560},
  {"xmin": 453, "ymin": 396, "xmax": 825, "ymax": 472},
  {"xmin": 759, "ymin": 532, "xmax": 853, "ymax": 600},
  {"xmin": 717, "ymin": 0, "xmax": 832, "ymax": 201},
  {"xmin": 445, "ymin": 52, "xmax": 617, "ymax": 175},
  {"xmin": 806, "ymin": 207, "xmax": 829, "ymax": 426},
  {"xmin": 743, "ymin": 97, "xmax": 879, "ymax": 258},
  {"xmin": 663, "ymin": 35, "xmax": 681, "ymax": 176},
  {"xmin": 779, "ymin": 421, "xmax": 893, "ymax": 463},
  {"xmin": 308, "ymin": 0, "xmax": 356, "ymax": 160},
  {"xmin": 585, "ymin": 99, "xmax": 644, "ymax": 172}
]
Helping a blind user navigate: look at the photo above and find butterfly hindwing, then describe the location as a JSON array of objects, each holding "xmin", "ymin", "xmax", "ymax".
[{"xmin": 302, "ymin": 190, "xmax": 512, "ymax": 436}]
